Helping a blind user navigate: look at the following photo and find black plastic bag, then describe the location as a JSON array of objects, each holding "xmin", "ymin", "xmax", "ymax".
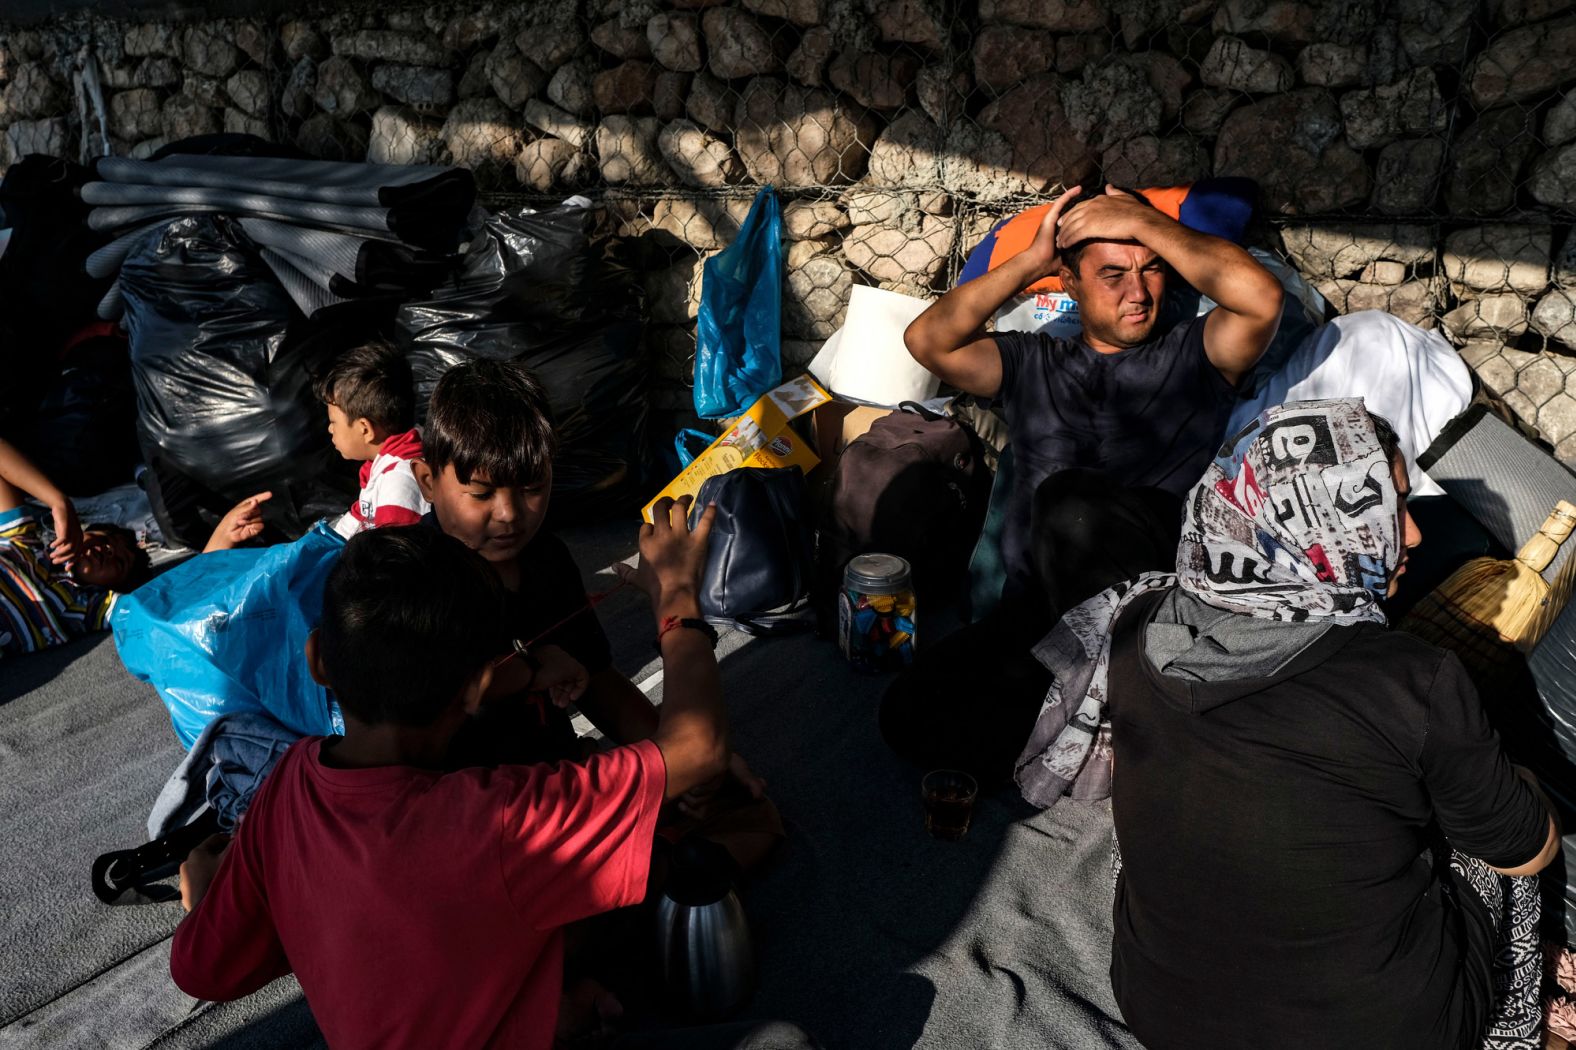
[
  {"xmin": 12, "ymin": 328, "xmax": 140, "ymax": 496},
  {"xmin": 119, "ymin": 215, "xmax": 356, "ymax": 545},
  {"xmin": 398, "ymin": 204, "xmax": 649, "ymax": 522}
]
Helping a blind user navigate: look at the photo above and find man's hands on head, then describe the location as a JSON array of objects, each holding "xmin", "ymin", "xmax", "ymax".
[
  {"xmin": 1022, "ymin": 184, "xmax": 1083, "ymax": 281},
  {"xmin": 204, "ymin": 492, "xmax": 273, "ymax": 553},
  {"xmin": 1053, "ymin": 185, "xmax": 1159, "ymax": 257}
]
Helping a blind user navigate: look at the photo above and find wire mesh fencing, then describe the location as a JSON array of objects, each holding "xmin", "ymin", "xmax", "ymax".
[{"xmin": 1, "ymin": 0, "xmax": 1573, "ymax": 442}]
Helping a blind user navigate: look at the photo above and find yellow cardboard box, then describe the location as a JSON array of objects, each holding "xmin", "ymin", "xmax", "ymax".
[{"xmin": 642, "ymin": 375, "xmax": 832, "ymax": 522}]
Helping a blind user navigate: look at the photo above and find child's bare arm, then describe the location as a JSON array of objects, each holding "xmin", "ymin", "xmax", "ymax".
[
  {"xmin": 0, "ymin": 437, "xmax": 83, "ymax": 564},
  {"xmin": 616, "ymin": 498, "xmax": 729, "ymax": 799}
]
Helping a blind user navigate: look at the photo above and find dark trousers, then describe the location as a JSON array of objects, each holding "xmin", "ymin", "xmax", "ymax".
[{"xmin": 879, "ymin": 469, "xmax": 1183, "ymax": 785}]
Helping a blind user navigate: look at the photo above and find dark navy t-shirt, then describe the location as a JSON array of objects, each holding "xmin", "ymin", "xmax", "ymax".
[{"xmin": 993, "ymin": 315, "xmax": 1235, "ymax": 591}]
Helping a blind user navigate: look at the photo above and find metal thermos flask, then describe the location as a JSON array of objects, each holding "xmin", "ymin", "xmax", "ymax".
[{"xmin": 654, "ymin": 837, "xmax": 756, "ymax": 1019}]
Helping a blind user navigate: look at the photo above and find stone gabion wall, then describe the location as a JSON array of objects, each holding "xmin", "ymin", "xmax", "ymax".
[{"xmin": 0, "ymin": 0, "xmax": 1573, "ymax": 451}]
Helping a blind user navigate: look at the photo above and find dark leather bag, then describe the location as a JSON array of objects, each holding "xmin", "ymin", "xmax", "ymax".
[
  {"xmin": 689, "ymin": 466, "xmax": 814, "ymax": 634},
  {"xmin": 815, "ymin": 402, "xmax": 992, "ymax": 622}
]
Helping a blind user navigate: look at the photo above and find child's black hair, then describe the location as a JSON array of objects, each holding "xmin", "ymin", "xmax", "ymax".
[
  {"xmin": 84, "ymin": 522, "xmax": 152, "ymax": 591},
  {"xmin": 312, "ymin": 341, "xmax": 416, "ymax": 435},
  {"xmin": 423, "ymin": 360, "xmax": 556, "ymax": 489},
  {"xmin": 1058, "ymin": 184, "xmax": 1160, "ymax": 278},
  {"xmin": 317, "ymin": 525, "xmax": 507, "ymax": 727}
]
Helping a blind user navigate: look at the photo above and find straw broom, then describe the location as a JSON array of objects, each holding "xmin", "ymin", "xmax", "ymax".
[{"xmin": 1400, "ymin": 501, "xmax": 1576, "ymax": 677}]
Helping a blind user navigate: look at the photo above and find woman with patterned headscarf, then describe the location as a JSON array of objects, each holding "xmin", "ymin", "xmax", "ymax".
[{"xmin": 1015, "ymin": 399, "xmax": 1558, "ymax": 1050}]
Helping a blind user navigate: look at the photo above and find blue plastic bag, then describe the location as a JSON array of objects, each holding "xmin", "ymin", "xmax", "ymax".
[
  {"xmin": 694, "ymin": 186, "xmax": 783, "ymax": 419},
  {"xmin": 112, "ymin": 520, "xmax": 347, "ymax": 748},
  {"xmin": 675, "ymin": 428, "xmax": 714, "ymax": 468}
]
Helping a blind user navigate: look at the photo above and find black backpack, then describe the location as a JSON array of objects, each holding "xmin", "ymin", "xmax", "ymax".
[
  {"xmin": 815, "ymin": 403, "xmax": 992, "ymax": 622},
  {"xmin": 689, "ymin": 466, "xmax": 815, "ymax": 634}
]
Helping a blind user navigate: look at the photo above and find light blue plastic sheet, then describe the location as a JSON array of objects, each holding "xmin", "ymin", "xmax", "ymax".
[
  {"xmin": 112, "ymin": 521, "xmax": 346, "ymax": 748},
  {"xmin": 693, "ymin": 185, "xmax": 783, "ymax": 419}
]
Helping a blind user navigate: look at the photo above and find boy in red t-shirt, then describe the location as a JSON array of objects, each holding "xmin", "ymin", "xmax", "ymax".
[{"xmin": 170, "ymin": 506, "xmax": 730, "ymax": 1050}]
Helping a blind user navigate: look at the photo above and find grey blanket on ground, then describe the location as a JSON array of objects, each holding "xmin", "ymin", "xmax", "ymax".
[{"xmin": 1, "ymin": 523, "xmax": 1142, "ymax": 1049}]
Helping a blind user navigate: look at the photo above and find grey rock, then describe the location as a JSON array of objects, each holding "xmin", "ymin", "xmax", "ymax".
[
  {"xmin": 1558, "ymin": 228, "xmax": 1576, "ymax": 289},
  {"xmin": 1064, "ymin": 60, "xmax": 1161, "ymax": 152},
  {"xmin": 1296, "ymin": 41, "xmax": 1368, "ymax": 89},
  {"xmin": 875, "ymin": 0, "xmax": 949, "ymax": 50},
  {"xmin": 547, "ymin": 59, "xmax": 597, "ymax": 116},
  {"xmin": 1281, "ymin": 222, "xmax": 1439, "ymax": 278},
  {"xmin": 783, "ymin": 200, "xmax": 847, "ymax": 240},
  {"xmin": 654, "ymin": 71, "xmax": 692, "ymax": 121},
  {"xmin": 1181, "ymin": 89, "xmax": 1238, "ymax": 136},
  {"xmin": 1339, "ymin": 69, "xmax": 1448, "ymax": 151},
  {"xmin": 1212, "ymin": 0, "xmax": 1318, "ymax": 43},
  {"xmin": 442, "ymin": 11, "xmax": 500, "ymax": 51},
  {"xmin": 128, "ymin": 136, "xmax": 169, "ymax": 160},
  {"xmin": 161, "ymin": 94, "xmax": 220, "ymax": 140},
  {"xmin": 1443, "ymin": 294, "xmax": 1530, "ymax": 340},
  {"xmin": 1466, "ymin": 15, "xmax": 1576, "ymax": 108},
  {"xmin": 1108, "ymin": 50, "xmax": 1191, "ymax": 121},
  {"xmin": 487, "ymin": 41, "xmax": 548, "ymax": 110},
  {"xmin": 515, "ymin": 136, "xmax": 578, "ymax": 191},
  {"xmin": 827, "ymin": 49, "xmax": 918, "ymax": 110},
  {"xmin": 1372, "ymin": 138, "xmax": 1443, "ymax": 215},
  {"xmin": 99, "ymin": 57, "xmax": 137, "ymax": 92},
  {"xmin": 233, "ymin": 21, "xmax": 273, "ymax": 68},
  {"xmin": 659, "ymin": 119, "xmax": 742, "ymax": 186},
  {"xmin": 281, "ymin": 22, "xmax": 328, "ymax": 62},
  {"xmin": 1530, "ymin": 144, "xmax": 1576, "ymax": 213},
  {"xmin": 372, "ymin": 64, "xmax": 455, "ymax": 108},
  {"xmin": 977, "ymin": 73, "xmax": 1099, "ymax": 193},
  {"xmin": 648, "ymin": 13, "xmax": 703, "ymax": 72},
  {"xmin": 281, "ymin": 57, "xmax": 317, "ymax": 119},
  {"xmin": 1056, "ymin": 34, "xmax": 1112, "ymax": 74},
  {"xmin": 1326, "ymin": 278, "xmax": 1440, "ymax": 327},
  {"xmin": 1492, "ymin": 0, "xmax": 1576, "ymax": 25},
  {"xmin": 1198, "ymin": 35, "xmax": 1294, "ymax": 94},
  {"xmin": 978, "ymin": 0, "xmax": 1108, "ymax": 31},
  {"xmin": 1540, "ymin": 394, "xmax": 1576, "ymax": 450},
  {"xmin": 332, "ymin": 30, "xmax": 450, "ymax": 67},
  {"xmin": 125, "ymin": 23, "xmax": 181, "ymax": 59},
  {"xmin": 1533, "ymin": 289, "xmax": 1576, "ymax": 350},
  {"xmin": 786, "ymin": 27, "xmax": 835, "ymax": 87},
  {"xmin": 134, "ymin": 56, "xmax": 182, "ymax": 88},
  {"xmin": 740, "ymin": 0, "xmax": 824, "ymax": 27},
  {"xmin": 442, "ymin": 98, "xmax": 522, "ymax": 168},
  {"xmin": 314, "ymin": 56, "xmax": 380, "ymax": 115},
  {"xmin": 845, "ymin": 213, "xmax": 956, "ymax": 289},
  {"xmin": 109, "ymin": 88, "xmax": 163, "ymax": 140},
  {"xmin": 591, "ymin": 19, "xmax": 651, "ymax": 60},
  {"xmin": 1445, "ymin": 107, "xmax": 1538, "ymax": 216},
  {"xmin": 704, "ymin": 9, "xmax": 782, "ymax": 79},
  {"xmin": 183, "ymin": 75, "xmax": 229, "ymax": 108},
  {"xmin": 516, "ymin": 22, "xmax": 586, "ymax": 71},
  {"xmin": 368, "ymin": 105, "xmax": 445, "ymax": 164},
  {"xmin": 1443, "ymin": 224, "xmax": 1552, "ymax": 297},
  {"xmin": 524, "ymin": 98, "xmax": 592, "ymax": 149},
  {"xmin": 866, "ymin": 110, "xmax": 942, "ymax": 187},
  {"xmin": 686, "ymin": 70, "xmax": 734, "ymax": 132},
  {"xmin": 647, "ymin": 197, "xmax": 752, "ymax": 250},
  {"xmin": 917, "ymin": 65, "xmax": 970, "ymax": 125},
  {"xmin": 1215, "ymin": 88, "xmax": 1370, "ymax": 214},
  {"xmin": 1102, "ymin": 134, "xmax": 1211, "ymax": 186},
  {"xmin": 1360, "ymin": 260, "xmax": 1411, "ymax": 284},
  {"xmin": 4, "ymin": 63, "xmax": 63, "ymax": 119},
  {"xmin": 596, "ymin": 114, "xmax": 672, "ymax": 184},
  {"xmin": 784, "ymin": 254, "xmax": 854, "ymax": 339},
  {"xmin": 1546, "ymin": 92, "xmax": 1576, "ymax": 148},
  {"xmin": 594, "ymin": 61, "xmax": 660, "ymax": 114},
  {"xmin": 225, "ymin": 70, "xmax": 271, "ymax": 117},
  {"xmin": 733, "ymin": 76, "xmax": 879, "ymax": 187},
  {"xmin": 6, "ymin": 117, "xmax": 68, "ymax": 159},
  {"xmin": 183, "ymin": 25, "xmax": 240, "ymax": 78},
  {"xmin": 1520, "ymin": 353, "xmax": 1568, "ymax": 404},
  {"xmin": 972, "ymin": 27, "xmax": 1057, "ymax": 93},
  {"xmin": 223, "ymin": 107, "xmax": 271, "ymax": 138},
  {"xmin": 1396, "ymin": 0, "xmax": 1477, "ymax": 66},
  {"xmin": 295, "ymin": 113, "xmax": 370, "ymax": 161},
  {"xmin": 457, "ymin": 51, "xmax": 492, "ymax": 98}
]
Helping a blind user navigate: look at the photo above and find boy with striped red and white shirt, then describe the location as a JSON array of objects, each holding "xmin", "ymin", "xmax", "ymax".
[{"xmin": 314, "ymin": 342, "xmax": 429, "ymax": 538}]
